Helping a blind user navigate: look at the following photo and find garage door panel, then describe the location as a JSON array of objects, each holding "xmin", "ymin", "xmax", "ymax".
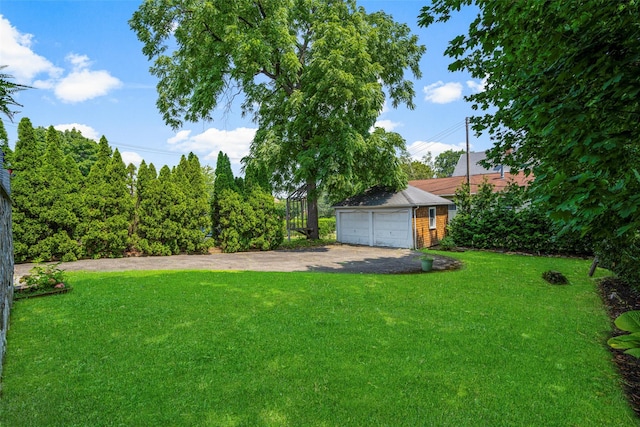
[
  {"xmin": 338, "ymin": 212, "xmax": 370, "ymax": 245},
  {"xmin": 373, "ymin": 211, "xmax": 412, "ymax": 248},
  {"xmin": 337, "ymin": 209, "xmax": 413, "ymax": 248}
]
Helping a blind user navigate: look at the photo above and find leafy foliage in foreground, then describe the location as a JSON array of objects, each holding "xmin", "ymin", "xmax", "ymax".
[
  {"xmin": 609, "ymin": 311, "xmax": 640, "ymax": 358},
  {"xmin": 419, "ymin": 1, "xmax": 640, "ymax": 283},
  {"xmin": 1, "ymin": 252, "xmax": 635, "ymax": 426}
]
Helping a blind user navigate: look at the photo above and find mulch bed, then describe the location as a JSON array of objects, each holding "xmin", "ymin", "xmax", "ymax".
[{"xmin": 598, "ymin": 276, "xmax": 640, "ymax": 417}]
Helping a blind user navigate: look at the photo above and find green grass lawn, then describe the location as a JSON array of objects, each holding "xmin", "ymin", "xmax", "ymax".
[{"xmin": 1, "ymin": 251, "xmax": 637, "ymax": 426}]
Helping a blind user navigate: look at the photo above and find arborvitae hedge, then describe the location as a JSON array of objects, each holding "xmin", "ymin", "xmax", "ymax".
[
  {"xmin": 10, "ymin": 123, "xmax": 214, "ymax": 261},
  {"xmin": 9, "ymin": 122, "xmax": 284, "ymax": 260}
]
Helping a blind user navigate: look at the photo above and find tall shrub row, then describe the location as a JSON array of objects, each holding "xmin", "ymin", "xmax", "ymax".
[
  {"xmin": 447, "ymin": 180, "xmax": 592, "ymax": 256},
  {"xmin": 213, "ymin": 152, "xmax": 284, "ymax": 253},
  {"xmin": 9, "ymin": 118, "xmax": 212, "ymax": 262}
]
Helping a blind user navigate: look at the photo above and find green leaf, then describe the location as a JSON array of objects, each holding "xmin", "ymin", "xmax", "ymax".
[
  {"xmin": 614, "ymin": 310, "xmax": 640, "ymax": 333},
  {"xmin": 608, "ymin": 333, "xmax": 640, "ymax": 350},
  {"xmin": 624, "ymin": 347, "xmax": 640, "ymax": 358}
]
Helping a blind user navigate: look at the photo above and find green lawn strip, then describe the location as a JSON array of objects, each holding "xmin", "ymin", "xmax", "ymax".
[{"xmin": 1, "ymin": 251, "xmax": 636, "ymax": 426}]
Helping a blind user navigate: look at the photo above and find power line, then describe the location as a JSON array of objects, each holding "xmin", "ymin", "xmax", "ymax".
[{"xmin": 407, "ymin": 120, "xmax": 466, "ymax": 158}]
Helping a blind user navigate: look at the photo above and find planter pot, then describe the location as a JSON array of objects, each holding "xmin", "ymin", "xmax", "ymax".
[{"xmin": 421, "ymin": 258, "xmax": 434, "ymax": 272}]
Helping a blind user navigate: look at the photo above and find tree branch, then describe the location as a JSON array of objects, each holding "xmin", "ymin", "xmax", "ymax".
[
  {"xmin": 202, "ymin": 22, "xmax": 222, "ymax": 42},
  {"xmin": 254, "ymin": 0, "xmax": 267, "ymax": 19},
  {"xmin": 238, "ymin": 15, "xmax": 255, "ymax": 28}
]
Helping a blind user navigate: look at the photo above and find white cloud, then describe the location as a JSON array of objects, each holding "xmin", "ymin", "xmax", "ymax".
[
  {"xmin": 53, "ymin": 53, "xmax": 122, "ymax": 103},
  {"xmin": 168, "ymin": 126, "xmax": 257, "ymax": 167},
  {"xmin": 423, "ymin": 81, "xmax": 463, "ymax": 104},
  {"xmin": 467, "ymin": 77, "xmax": 488, "ymax": 93},
  {"xmin": 372, "ymin": 119, "xmax": 401, "ymax": 132},
  {"xmin": 0, "ymin": 15, "xmax": 62, "ymax": 84},
  {"xmin": 0, "ymin": 16, "xmax": 121, "ymax": 103},
  {"xmin": 121, "ymin": 151, "xmax": 143, "ymax": 167},
  {"xmin": 53, "ymin": 123, "xmax": 100, "ymax": 141},
  {"xmin": 167, "ymin": 130, "xmax": 191, "ymax": 144},
  {"xmin": 406, "ymin": 140, "xmax": 467, "ymax": 161}
]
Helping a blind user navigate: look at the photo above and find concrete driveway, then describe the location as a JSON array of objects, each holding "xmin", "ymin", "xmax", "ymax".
[{"xmin": 13, "ymin": 244, "xmax": 461, "ymax": 277}]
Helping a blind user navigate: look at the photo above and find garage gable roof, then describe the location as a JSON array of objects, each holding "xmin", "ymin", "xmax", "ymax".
[{"xmin": 333, "ymin": 185, "xmax": 451, "ymax": 208}]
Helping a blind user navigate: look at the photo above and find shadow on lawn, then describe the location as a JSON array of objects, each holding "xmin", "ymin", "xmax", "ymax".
[{"xmin": 308, "ymin": 254, "xmax": 463, "ymax": 275}]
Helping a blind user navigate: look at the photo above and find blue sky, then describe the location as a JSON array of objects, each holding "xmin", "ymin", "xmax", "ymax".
[{"xmin": 0, "ymin": 0, "xmax": 489, "ymax": 175}]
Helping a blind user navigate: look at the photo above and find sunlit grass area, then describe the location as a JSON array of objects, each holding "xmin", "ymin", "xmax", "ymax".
[{"xmin": 1, "ymin": 251, "xmax": 636, "ymax": 426}]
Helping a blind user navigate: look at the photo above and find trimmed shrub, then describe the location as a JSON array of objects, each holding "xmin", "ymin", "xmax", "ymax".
[
  {"xmin": 217, "ymin": 188, "xmax": 284, "ymax": 253},
  {"xmin": 448, "ymin": 180, "xmax": 593, "ymax": 256},
  {"xmin": 318, "ymin": 217, "xmax": 336, "ymax": 238}
]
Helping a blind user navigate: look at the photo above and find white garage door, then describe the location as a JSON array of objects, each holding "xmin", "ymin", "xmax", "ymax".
[
  {"xmin": 337, "ymin": 211, "xmax": 370, "ymax": 245},
  {"xmin": 373, "ymin": 210, "xmax": 412, "ymax": 248},
  {"xmin": 337, "ymin": 209, "xmax": 413, "ymax": 248}
]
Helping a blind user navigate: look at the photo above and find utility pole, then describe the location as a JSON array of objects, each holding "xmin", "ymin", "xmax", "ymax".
[{"xmin": 465, "ymin": 117, "xmax": 470, "ymax": 188}]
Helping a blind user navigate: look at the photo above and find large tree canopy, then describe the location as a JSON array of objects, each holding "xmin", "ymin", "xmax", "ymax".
[
  {"xmin": 419, "ymin": 2, "xmax": 640, "ymax": 243},
  {"xmin": 130, "ymin": 0, "xmax": 424, "ymax": 238}
]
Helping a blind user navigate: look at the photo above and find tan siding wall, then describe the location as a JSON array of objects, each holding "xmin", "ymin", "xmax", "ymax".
[{"xmin": 414, "ymin": 205, "xmax": 448, "ymax": 248}]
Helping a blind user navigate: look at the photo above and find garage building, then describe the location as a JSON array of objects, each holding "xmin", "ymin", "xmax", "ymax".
[{"xmin": 333, "ymin": 185, "xmax": 451, "ymax": 249}]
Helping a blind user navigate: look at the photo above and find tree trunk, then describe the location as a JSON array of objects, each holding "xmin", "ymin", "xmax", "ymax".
[{"xmin": 306, "ymin": 178, "xmax": 320, "ymax": 240}]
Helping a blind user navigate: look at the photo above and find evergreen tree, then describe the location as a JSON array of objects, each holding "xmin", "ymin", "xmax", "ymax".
[
  {"xmin": 156, "ymin": 165, "xmax": 185, "ymax": 254},
  {"xmin": 217, "ymin": 187, "xmax": 284, "ymax": 253},
  {"xmin": 11, "ymin": 118, "xmax": 47, "ymax": 262},
  {"xmin": 135, "ymin": 161, "xmax": 168, "ymax": 255},
  {"xmin": 174, "ymin": 153, "xmax": 211, "ymax": 253},
  {"xmin": 243, "ymin": 158, "xmax": 273, "ymax": 194},
  {"xmin": 80, "ymin": 137, "xmax": 132, "ymax": 257},
  {"xmin": 211, "ymin": 151, "xmax": 237, "ymax": 241},
  {"xmin": 60, "ymin": 128, "xmax": 100, "ymax": 176},
  {"xmin": 29, "ymin": 126, "xmax": 82, "ymax": 261},
  {"xmin": 107, "ymin": 149, "xmax": 135, "ymax": 253}
]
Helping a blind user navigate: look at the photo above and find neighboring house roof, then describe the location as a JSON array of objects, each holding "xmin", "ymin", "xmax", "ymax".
[
  {"xmin": 452, "ymin": 151, "xmax": 511, "ymax": 177},
  {"xmin": 409, "ymin": 172, "xmax": 532, "ymax": 198},
  {"xmin": 333, "ymin": 185, "xmax": 451, "ymax": 208}
]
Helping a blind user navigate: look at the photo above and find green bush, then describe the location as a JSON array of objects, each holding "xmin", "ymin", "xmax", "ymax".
[
  {"xmin": 448, "ymin": 180, "xmax": 593, "ymax": 256},
  {"xmin": 318, "ymin": 217, "xmax": 336, "ymax": 238},
  {"xmin": 217, "ymin": 188, "xmax": 284, "ymax": 253},
  {"xmin": 19, "ymin": 263, "xmax": 65, "ymax": 290},
  {"xmin": 595, "ymin": 235, "xmax": 640, "ymax": 289},
  {"xmin": 438, "ymin": 235, "xmax": 456, "ymax": 251}
]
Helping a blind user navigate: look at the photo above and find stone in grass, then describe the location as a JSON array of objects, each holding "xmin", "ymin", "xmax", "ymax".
[{"xmin": 542, "ymin": 270, "xmax": 569, "ymax": 285}]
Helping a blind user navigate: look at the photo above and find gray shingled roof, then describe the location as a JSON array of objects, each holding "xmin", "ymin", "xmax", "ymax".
[
  {"xmin": 333, "ymin": 185, "xmax": 451, "ymax": 208},
  {"xmin": 452, "ymin": 151, "xmax": 511, "ymax": 177}
]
